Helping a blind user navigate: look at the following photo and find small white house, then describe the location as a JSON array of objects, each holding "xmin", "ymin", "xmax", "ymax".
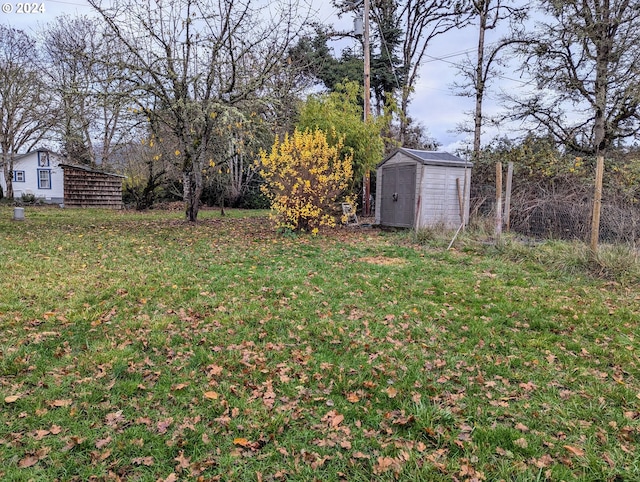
[
  {"xmin": 375, "ymin": 148, "xmax": 472, "ymax": 229},
  {"xmin": 0, "ymin": 150, "xmax": 64, "ymax": 203}
]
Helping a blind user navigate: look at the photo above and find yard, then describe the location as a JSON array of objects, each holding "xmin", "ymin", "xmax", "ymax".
[{"xmin": 0, "ymin": 206, "xmax": 638, "ymax": 481}]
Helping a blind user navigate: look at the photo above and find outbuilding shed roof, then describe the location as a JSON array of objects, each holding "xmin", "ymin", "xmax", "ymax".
[
  {"xmin": 60, "ymin": 163, "xmax": 126, "ymax": 178},
  {"xmin": 378, "ymin": 148, "xmax": 473, "ymax": 168}
]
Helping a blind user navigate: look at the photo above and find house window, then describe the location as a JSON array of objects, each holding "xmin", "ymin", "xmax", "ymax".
[
  {"xmin": 13, "ymin": 171, "xmax": 25, "ymax": 182},
  {"xmin": 38, "ymin": 169, "xmax": 51, "ymax": 189},
  {"xmin": 38, "ymin": 151, "xmax": 50, "ymax": 167}
]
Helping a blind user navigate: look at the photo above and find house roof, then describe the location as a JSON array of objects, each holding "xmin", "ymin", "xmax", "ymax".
[
  {"xmin": 11, "ymin": 149, "xmax": 58, "ymax": 162},
  {"xmin": 60, "ymin": 163, "xmax": 126, "ymax": 178},
  {"xmin": 378, "ymin": 148, "xmax": 473, "ymax": 168}
]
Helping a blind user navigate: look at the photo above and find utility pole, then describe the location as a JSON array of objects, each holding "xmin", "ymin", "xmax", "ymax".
[{"xmin": 363, "ymin": 0, "xmax": 371, "ymax": 216}]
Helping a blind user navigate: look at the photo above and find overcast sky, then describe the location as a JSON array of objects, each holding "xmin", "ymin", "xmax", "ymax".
[{"xmin": 2, "ymin": 0, "xmax": 533, "ymax": 153}]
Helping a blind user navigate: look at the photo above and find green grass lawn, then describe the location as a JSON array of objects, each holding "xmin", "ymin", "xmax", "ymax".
[{"xmin": 1, "ymin": 206, "xmax": 638, "ymax": 481}]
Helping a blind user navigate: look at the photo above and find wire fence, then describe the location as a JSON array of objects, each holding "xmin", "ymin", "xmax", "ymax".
[{"xmin": 471, "ymin": 184, "xmax": 640, "ymax": 247}]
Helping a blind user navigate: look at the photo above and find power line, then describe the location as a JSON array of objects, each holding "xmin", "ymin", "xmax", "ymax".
[
  {"xmin": 424, "ymin": 53, "xmax": 534, "ymax": 88},
  {"xmin": 368, "ymin": 8, "xmax": 401, "ymax": 90},
  {"xmin": 424, "ymin": 47, "xmax": 478, "ymax": 62},
  {"xmin": 45, "ymin": 0, "xmax": 93, "ymax": 6}
]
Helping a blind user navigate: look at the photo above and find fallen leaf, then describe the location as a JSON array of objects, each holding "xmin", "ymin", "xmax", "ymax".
[
  {"xmin": 262, "ymin": 381, "xmax": 276, "ymax": 409},
  {"xmin": 18, "ymin": 455, "xmax": 39, "ymax": 468},
  {"xmin": 204, "ymin": 391, "xmax": 219, "ymax": 400},
  {"xmin": 174, "ymin": 451, "xmax": 190, "ymax": 470},
  {"xmin": 207, "ymin": 364, "xmax": 224, "ymax": 376},
  {"xmin": 519, "ymin": 381, "xmax": 536, "ymax": 391},
  {"xmin": 36, "ymin": 447, "xmax": 51, "ymax": 458},
  {"xmin": 50, "ymin": 399, "xmax": 73, "ymax": 408},
  {"xmin": 5, "ymin": 395, "xmax": 21, "ymax": 403},
  {"xmin": 95, "ymin": 449, "xmax": 112, "ymax": 462},
  {"xmin": 310, "ymin": 454, "xmax": 330, "ymax": 469},
  {"xmin": 157, "ymin": 417, "xmax": 173, "ymax": 434},
  {"xmin": 533, "ymin": 454, "xmax": 554, "ymax": 468},
  {"xmin": 233, "ymin": 437, "xmax": 251, "ymax": 447},
  {"xmin": 105, "ymin": 411, "xmax": 125, "ymax": 427},
  {"xmin": 346, "ymin": 393, "xmax": 360, "ymax": 403},
  {"xmin": 373, "ymin": 456, "xmax": 397, "ymax": 475},
  {"xmin": 33, "ymin": 429, "xmax": 50, "ymax": 440},
  {"xmin": 602, "ymin": 452, "xmax": 615, "ymax": 469},
  {"xmin": 385, "ymin": 387, "xmax": 398, "ymax": 398},
  {"xmin": 563, "ymin": 445, "xmax": 585, "ymax": 457},
  {"xmin": 331, "ymin": 413, "xmax": 345, "ymax": 428},
  {"xmin": 352, "ymin": 451, "xmax": 370, "ymax": 459},
  {"xmin": 132, "ymin": 456, "xmax": 154, "ymax": 466},
  {"xmin": 172, "ymin": 383, "xmax": 189, "ymax": 391},
  {"xmin": 95, "ymin": 436, "xmax": 112, "ymax": 449},
  {"xmin": 62, "ymin": 436, "xmax": 86, "ymax": 451},
  {"xmin": 514, "ymin": 437, "xmax": 528, "ymax": 449}
]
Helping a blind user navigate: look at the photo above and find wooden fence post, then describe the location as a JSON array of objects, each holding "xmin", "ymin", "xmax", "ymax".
[
  {"xmin": 495, "ymin": 162, "xmax": 503, "ymax": 243},
  {"xmin": 504, "ymin": 162, "xmax": 513, "ymax": 232},
  {"xmin": 590, "ymin": 154, "xmax": 605, "ymax": 253}
]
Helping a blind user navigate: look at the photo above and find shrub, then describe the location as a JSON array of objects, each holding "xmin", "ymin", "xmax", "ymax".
[
  {"xmin": 21, "ymin": 193, "xmax": 36, "ymax": 204},
  {"xmin": 257, "ymin": 128, "xmax": 353, "ymax": 233}
]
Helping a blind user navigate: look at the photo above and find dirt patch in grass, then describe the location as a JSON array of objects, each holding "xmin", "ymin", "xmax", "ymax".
[{"xmin": 359, "ymin": 256, "xmax": 408, "ymax": 266}]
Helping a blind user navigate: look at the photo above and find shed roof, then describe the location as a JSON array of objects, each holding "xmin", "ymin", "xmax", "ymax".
[
  {"xmin": 60, "ymin": 163, "xmax": 126, "ymax": 178},
  {"xmin": 378, "ymin": 148, "xmax": 472, "ymax": 168}
]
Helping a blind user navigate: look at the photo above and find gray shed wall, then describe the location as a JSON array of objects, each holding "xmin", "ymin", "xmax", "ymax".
[
  {"xmin": 417, "ymin": 164, "xmax": 471, "ymax": 229},
  {"xmin": 375, "ymin": 151, "xmax": 471, "ymax": 229}
]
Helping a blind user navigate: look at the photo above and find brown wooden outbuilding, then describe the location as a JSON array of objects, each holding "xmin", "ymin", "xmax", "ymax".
[{"xmin": 59, "ymin": 164, "xmax": 125, "ymax": 209}]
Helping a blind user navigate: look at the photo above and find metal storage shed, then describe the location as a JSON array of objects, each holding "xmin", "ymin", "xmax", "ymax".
[{"xmin": 375, "ymin": 148, "xmax": 472, "ymax": 229}]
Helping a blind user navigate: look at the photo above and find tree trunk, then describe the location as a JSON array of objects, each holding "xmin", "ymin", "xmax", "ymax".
[
  {"xmin": 473, "ymin": 2, "xmax": 488, "ymax": 160},
  {"xmin": 399, "ymin": 87, "xmax": 410, "ymax": 145},
  {"xmin": 183, "ymin": 169, "xmax": 202, "ymax": 222},
  {"xmin": 2, "ymin": 152, "xmax": 14, "ymax": 199}
]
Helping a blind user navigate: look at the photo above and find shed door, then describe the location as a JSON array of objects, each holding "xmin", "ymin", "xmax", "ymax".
[{"xmin": 380, "ymin": 163, "xmax": 416, "ymax": 227}]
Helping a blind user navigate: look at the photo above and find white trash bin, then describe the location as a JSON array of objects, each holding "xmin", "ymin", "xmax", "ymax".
[{"xmin": 13, "ymin": 207, "xmax": 25, "ymax": 221}]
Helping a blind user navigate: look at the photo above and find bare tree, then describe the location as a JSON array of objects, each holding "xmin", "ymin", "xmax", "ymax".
[
  {"xmin": 508, "ymin": 0, "xmax": 640, "ymax": 153},
  {"xmin": 452, "ymin": 0, "xmax": 528, "ymax": 160},
  {"xmin": 391, "ymin": 0, "xmax": 470, "ymax": 143},
  {"xmin": 507, "ymin": 0, "xmax": 640, "ymax": 250},
  {"xmin": 42, "ymin": 16, "xmax": 137, "ymax": 168},
  {"xmin": 0, "ymin": 26, "xmax": 56, "ymax": 199},
  {"xmin": 88, "ymin": 0, "xmax": 309, "ymax": 222}
]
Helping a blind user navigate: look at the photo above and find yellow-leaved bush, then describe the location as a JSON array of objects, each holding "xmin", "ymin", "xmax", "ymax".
[{"xmin": 257, "ymin": 128, "xmax": 353, "ymax": 233}]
